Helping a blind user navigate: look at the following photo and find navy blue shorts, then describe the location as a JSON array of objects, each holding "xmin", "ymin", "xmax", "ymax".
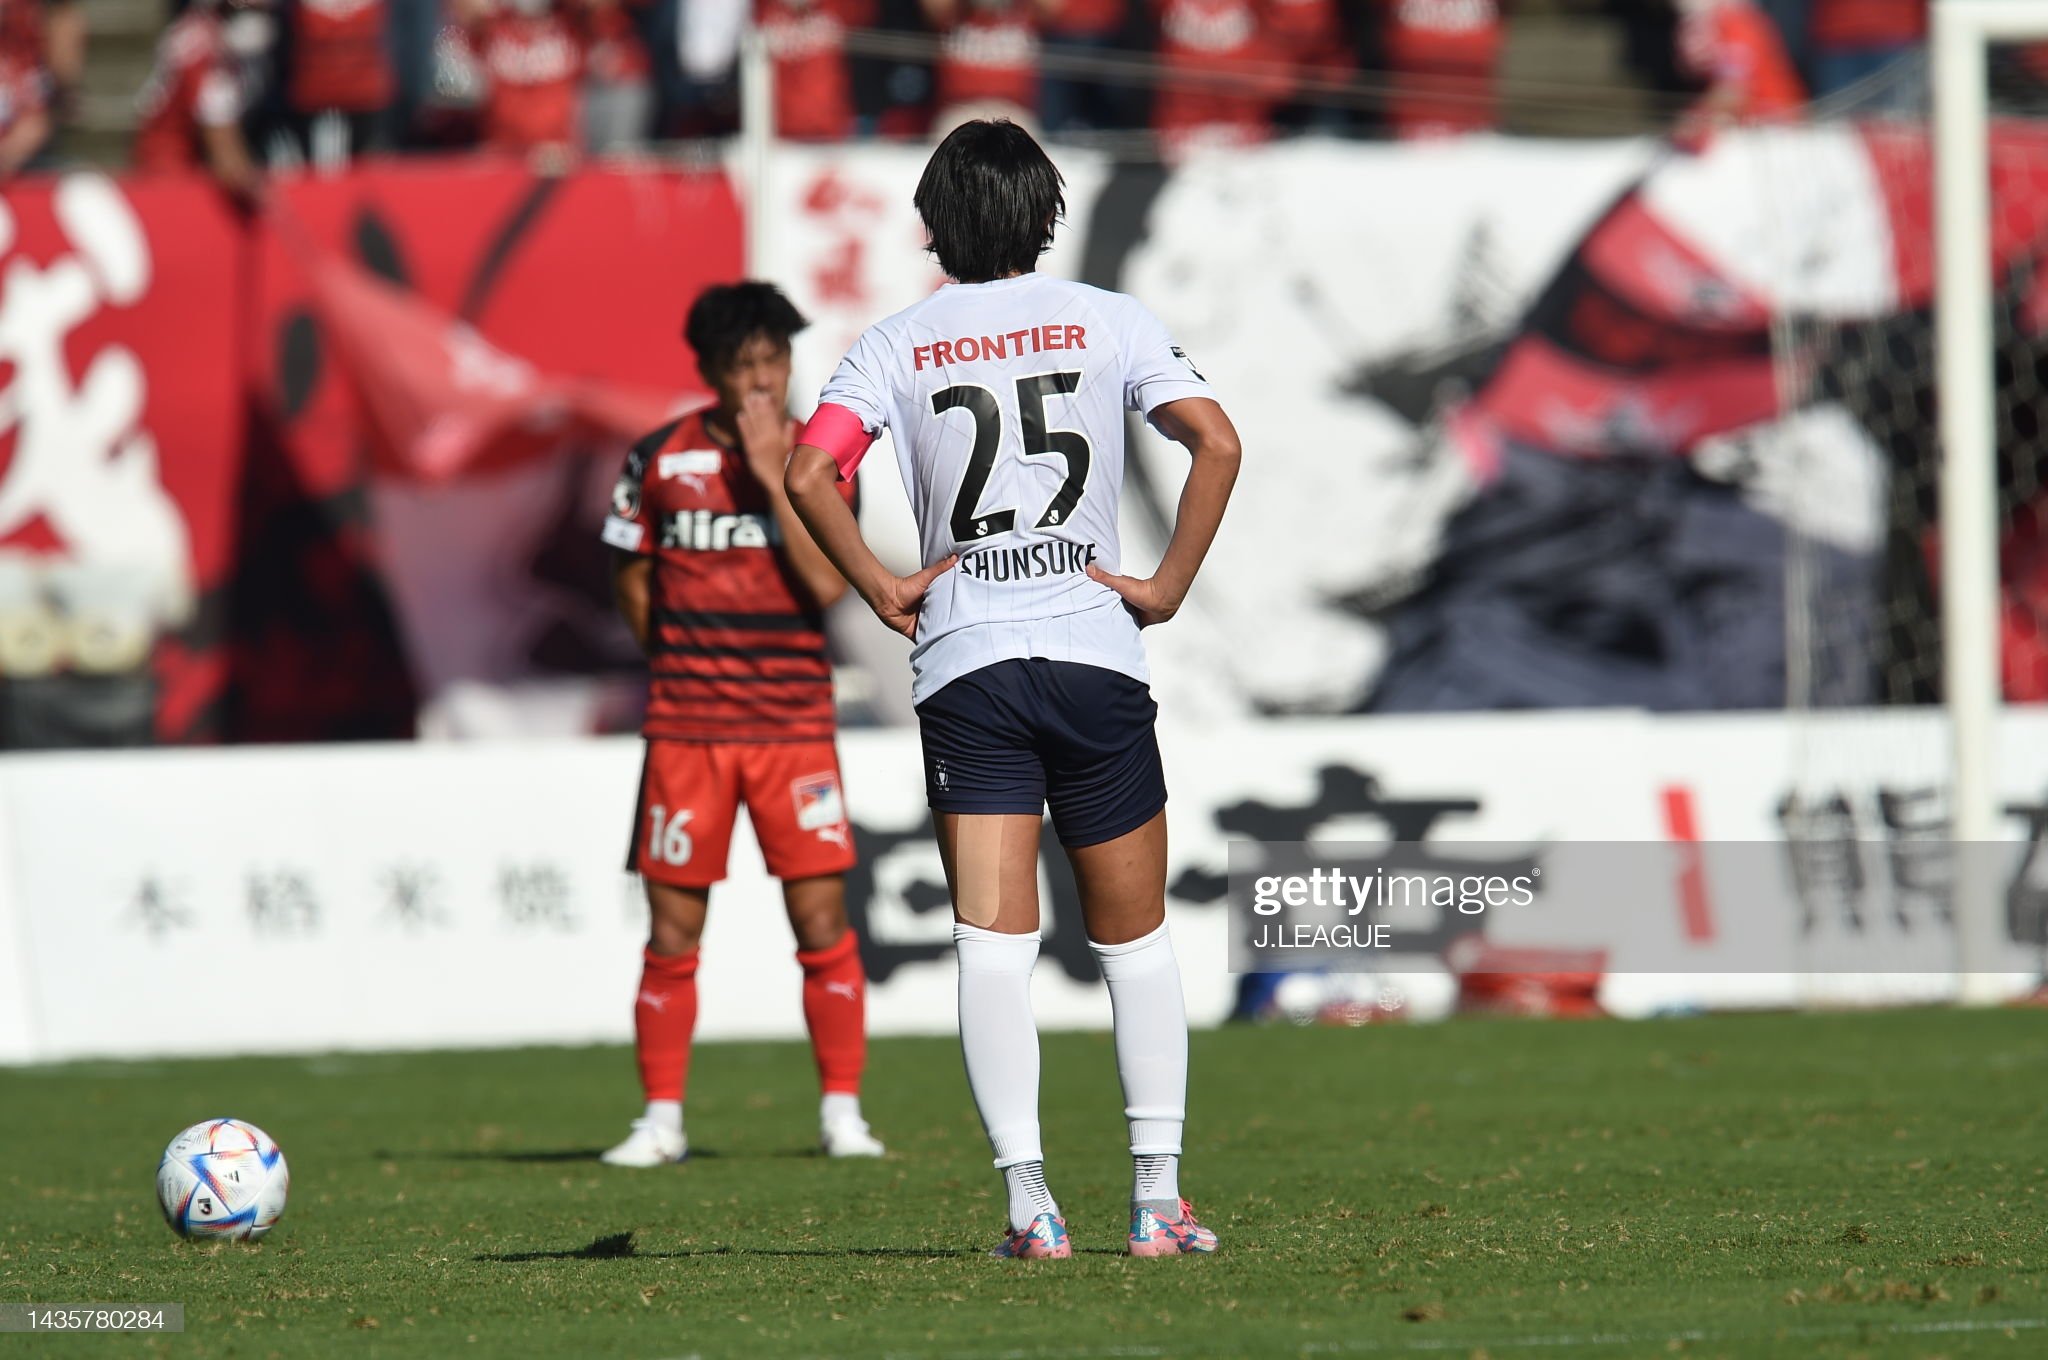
[{"xmin": 915, "ymin": 659, "xmax": 1166, "ymax": 848}]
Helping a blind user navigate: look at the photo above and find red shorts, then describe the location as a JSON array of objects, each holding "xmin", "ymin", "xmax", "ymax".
[{"xmin": 626, "ymin": 739, "xmax": 857, "ymax": 889}]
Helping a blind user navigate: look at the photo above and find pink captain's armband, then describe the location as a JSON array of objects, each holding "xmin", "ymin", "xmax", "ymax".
[{"xmin": 799, "ymin": 404, "xmax": 877, "ymax": 479}]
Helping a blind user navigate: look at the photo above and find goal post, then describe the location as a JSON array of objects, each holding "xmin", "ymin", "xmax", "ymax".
[{"xmin": 1933, "ymin": 0, "xmax": 2048, "ymax": 997}]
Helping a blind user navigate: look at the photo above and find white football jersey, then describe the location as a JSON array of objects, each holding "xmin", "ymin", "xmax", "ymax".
[{"xmin": 818, "ymin": 273, "xmax": 1213, "ymax": 704}]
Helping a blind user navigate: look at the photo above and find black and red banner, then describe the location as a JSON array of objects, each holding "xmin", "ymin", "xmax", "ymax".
[{"xmin": 0, "ymin": 158, "xmax": 741, "ymax": 746}]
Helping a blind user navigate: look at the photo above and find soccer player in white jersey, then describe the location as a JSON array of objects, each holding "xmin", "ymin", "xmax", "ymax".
[{"xmin": 783, "ymin": 119, "xmax": 1243, "ymax": 1259}]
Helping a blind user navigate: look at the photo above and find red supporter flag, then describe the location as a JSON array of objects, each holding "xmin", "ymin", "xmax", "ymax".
[{"xmin": 289, "ymin": 228, "xmax": 692, "ymax": 482}]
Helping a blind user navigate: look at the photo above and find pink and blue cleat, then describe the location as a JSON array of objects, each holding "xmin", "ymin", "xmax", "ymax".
[
  {"xmin": 991, "ymin": 1211, "xmax": 1072, "ymax": 1259},
  {"xmin": 1128, "ymin": 1199, "xmax": 1219, "ymax": 1257}
]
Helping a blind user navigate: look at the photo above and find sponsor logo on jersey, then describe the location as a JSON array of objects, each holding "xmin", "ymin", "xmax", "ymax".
[
  {"xmin": 913, "ymin": 324, "xmax": 1087, "ymax": 370},
  {"xmin": 956, "ymin": 539, "xmax": 1098, "ymax": 582},
  {"xmin": 659, "ymin": 449, "xmax": 724, "ymax": 482},
  {"xmin": 1172, "ymin": 345, "xmax": 1207, "ymax": 381},
  {"xmin": 659, "ymin": 509, "xmax": 782, "ymax": 551},
  {"xmin": 601, "ymin": 515, "xmax": 646, "ymax": 551},
  {"xmin": 612, "ymin": 446, "xmax": 646, "ymax": 517}
]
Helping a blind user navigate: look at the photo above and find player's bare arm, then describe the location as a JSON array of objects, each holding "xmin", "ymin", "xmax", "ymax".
[
  {"xmin": 0, "ymin": 105, "xmax": 50, "ymax": 179},
  {"xmin": 610, "ymin": 551, "xmax": 652, "ymax": 651},
  {"xmin": 736, "ymin": 392, "xmax": 849, "ymax": 609},
  {"xmin": 1086, "ymin": 396, "xmax": 1241, "ymax": 628},
  {"xmin": 45, "ymin": 0, "xmax": 87, "ymax": 114},
  {"xmin": 201, "ymin": 118, "xmax": 263, "ymax": 204},
  {"xmin": 786, "ymin": 446, "xmax": 957, "ymax": 638}
]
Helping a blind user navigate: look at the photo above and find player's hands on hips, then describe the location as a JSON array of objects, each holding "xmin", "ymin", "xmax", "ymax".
[
  {"xmin": 738, "ymin": 391, "xmax": 794, "ymax": 486},
  {"xmin": 1086, "ymin": 563, "xmax": 1183, "ymax": 628},
  {"xmin": 867, "ymin": 556, "xmax": 959, "ymax": 638}
]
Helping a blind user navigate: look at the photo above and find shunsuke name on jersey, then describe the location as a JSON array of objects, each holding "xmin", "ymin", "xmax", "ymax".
[{"xmin": 956, "ymin": 538, "xmax": 1099, "ymax": 582}]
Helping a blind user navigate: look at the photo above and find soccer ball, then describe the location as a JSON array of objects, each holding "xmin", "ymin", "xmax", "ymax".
[{"xmin": 155, "ymin": 1119, "xmax": 289, "ymax": 1241}]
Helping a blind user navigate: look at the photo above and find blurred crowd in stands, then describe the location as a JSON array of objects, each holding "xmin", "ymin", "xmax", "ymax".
[{"xmin": 0, "ymin": 0, "xmax": 1953, "ymax": 189}]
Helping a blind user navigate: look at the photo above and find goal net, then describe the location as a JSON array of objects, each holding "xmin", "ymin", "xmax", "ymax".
[{"xmin": 1771, "ymin": 7, "xmax": 2048, "ymax": 997}]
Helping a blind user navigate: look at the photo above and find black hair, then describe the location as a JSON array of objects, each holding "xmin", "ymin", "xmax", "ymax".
[
  {"xmin": 684, "ymin": 281, "xmax": 808, "ymax": 380},
  {"xmin": 913, "ymin": 120, "xmax": 1066, "ymax": 284}
]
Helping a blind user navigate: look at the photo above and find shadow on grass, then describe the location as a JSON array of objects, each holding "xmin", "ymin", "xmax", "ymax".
[
  {"xmin": 436, "ymin": 1148, "xmax": 621, "ymax": 1164},
  {"xmin": 475, "ymin": 1232, "xmax": 1127, "ymax": 1262},
  {"xmin": 415, "ymin": 1146, "xmax": 827, "ymax": 1165},
  {"xmin": 475, "ymin": 1232, "xmax": 978, "ymax": 1262}
]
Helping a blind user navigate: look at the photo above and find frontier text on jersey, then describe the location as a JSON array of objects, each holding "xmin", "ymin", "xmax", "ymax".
[{"xmin": 913, "ymin": 326, "xmax": 1088, "ymax": 371}]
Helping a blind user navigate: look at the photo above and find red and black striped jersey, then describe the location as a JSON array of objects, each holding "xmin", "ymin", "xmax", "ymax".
[{"xmin": 602, "ymin": 411, "xmax": 852, "ymax": 743}]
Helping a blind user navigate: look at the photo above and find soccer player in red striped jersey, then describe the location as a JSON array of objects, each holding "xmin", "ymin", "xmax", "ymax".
[{"xmin": 599, "ymin": 282, "xmax": 883, "ymax": 1166}]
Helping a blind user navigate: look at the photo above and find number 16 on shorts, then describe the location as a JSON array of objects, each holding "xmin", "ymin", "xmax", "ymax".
[
  {"xmin": 647, "ymin": 806, "xmax": 694, "ymax": 867},
  {"xmin": 628, "ymin": 740, "xmax": 856, "ymax": 888}
]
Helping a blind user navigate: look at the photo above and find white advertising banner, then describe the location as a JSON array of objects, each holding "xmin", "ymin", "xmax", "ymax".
[
  {"xmin": 0, "ymin": 794, "xmax": 33, "ymax": 1064},
  {"xmin": 1, "ymin": 707, "xmax": 2044, "ymax": 1064}
]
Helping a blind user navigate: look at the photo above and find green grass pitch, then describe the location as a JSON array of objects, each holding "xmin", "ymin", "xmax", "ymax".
[{"xmin": 3, "ymin": 1009, "xmax": 2044, "ymax": 1358}]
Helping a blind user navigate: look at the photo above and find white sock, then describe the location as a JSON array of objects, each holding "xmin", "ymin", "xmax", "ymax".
[
  {"xmin": 1090, "ymin": 922, "xmax": 1187, "ymax": 1208},
  {"xmin": 1003, "ymin": 1159, "xmax": 1059, "ymax": 1229},
  {"xmin": 820, "ymin": 1092, "xmax": 864, "ymax": 1127},
  {"xmin": 643, "ymin": 1099, "xmax": 683, "ymax": 1135},
  {"xmin": 954, "ymin": 922, "xmax": 1053, "ymax": 1230},
  {"xmin": 1133, "ymin": 1152, "xmax": 1179, "ymax": 1206}
]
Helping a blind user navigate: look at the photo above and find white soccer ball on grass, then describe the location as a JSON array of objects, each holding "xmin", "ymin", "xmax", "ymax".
[{"xmin": 155, "ymin": 1118, "xmax": 289, "ymax": 1241}]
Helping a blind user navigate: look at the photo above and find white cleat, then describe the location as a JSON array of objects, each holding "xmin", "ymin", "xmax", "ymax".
[
  {"xmin": 820, "ymin": 1116, "xmax": 886, "ymax": 1158},
  {"xmin": 599, "ymin": 1118, "xmax": 688, "ymax": 1167}
]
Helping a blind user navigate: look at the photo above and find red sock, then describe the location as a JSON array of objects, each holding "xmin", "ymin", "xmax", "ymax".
[
  {"xmin": 634, "ymin": 947, "xmax": 699, "ymax": 1102},
  {"xmin": 797, "ymin": 931, "xmax": 867, "ymax": 1096}
]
